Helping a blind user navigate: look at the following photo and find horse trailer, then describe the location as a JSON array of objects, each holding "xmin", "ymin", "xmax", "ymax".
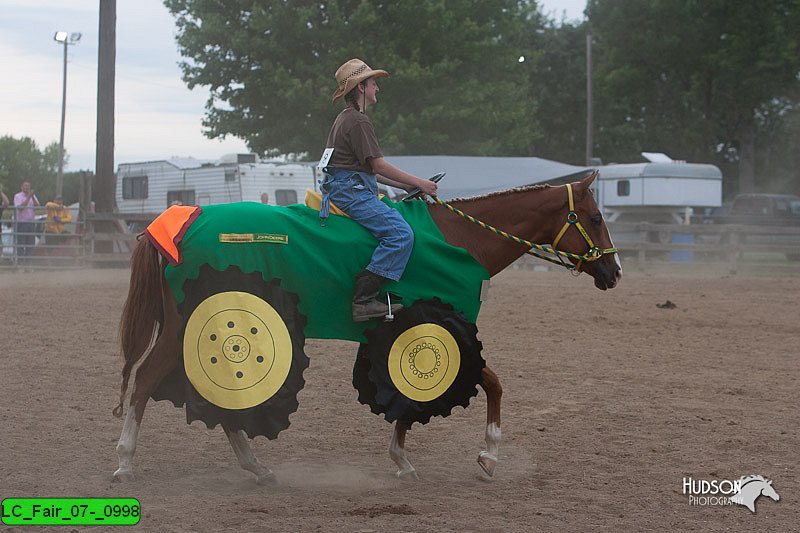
[
  {"xmin": 594, "ymin": 159, "xmax": 723, "ymax": 224},
  {"xmin": 115, "ymin": 154, "xmax": 318, "ymax": 214}
]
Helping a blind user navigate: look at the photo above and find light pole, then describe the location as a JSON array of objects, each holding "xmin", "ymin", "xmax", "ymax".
[
  {"xmin": 53, "ymin": 31, "xmax": 81, "ymax": 198},
  {"xmin": 586, "ymin": 33, "xmax": 593, "ymax": 167}
]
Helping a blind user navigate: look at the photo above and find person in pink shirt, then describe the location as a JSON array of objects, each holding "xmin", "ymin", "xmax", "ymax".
[{"xmin": 13, "ymin": 181, "xmax": 40, "ymax": 262}]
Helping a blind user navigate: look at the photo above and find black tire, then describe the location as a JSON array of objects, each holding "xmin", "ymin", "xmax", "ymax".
[
  {"xmin": 152, "ymin": 264, "xmax": 309, "ymax": 439},
  {"xmin": 353, "ymin": 298, "xmax": 484, "ymax": 427}
]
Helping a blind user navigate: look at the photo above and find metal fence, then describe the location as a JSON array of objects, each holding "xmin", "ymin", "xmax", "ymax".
[
  {"xmin": 0, "ymin": 209, "xmax": 157, "ymax": 270},
  {"xmin": 1, "ymin": 202, "xmax": 86, "ymax": 269},
  {"xmin": 508, "ymin": 221, "xmax": 800, "ymax": 275},
  {"xmin": 0, "ymin": 219, "xmax": 85, "ymax": 269},
  {"xmin": 3, "ymin": 209, "xmax": 798, "ymax": 274}
]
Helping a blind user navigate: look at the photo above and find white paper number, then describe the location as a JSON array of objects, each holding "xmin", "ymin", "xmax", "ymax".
[{"xmin": 317, "ymin": 148, "xmax": 334, "ymax": 170}]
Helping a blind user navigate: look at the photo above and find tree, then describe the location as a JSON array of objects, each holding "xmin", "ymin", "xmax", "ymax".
[
  {"xmin": 523, "ymin": 20, "xmax": 590, "ymax": 164},
  {"xmin": 755, "ymin": 99, "xmax": 800, "ymax": 195},
  {"xmin": 587, "ymin": 0, "xmax": 800, "ymax": 194},
  {"xmin": 0, "ymin": 136, "xmax": 61, "ymax": 204},
  {"xmin": 164, "ymin": 0, "xmax": 543, "ymax": 158}
]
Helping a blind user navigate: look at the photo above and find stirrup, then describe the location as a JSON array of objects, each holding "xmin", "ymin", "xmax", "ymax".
[{"xmin": 384, "ymin": 293, "xmax": 395, "ymax": 322}]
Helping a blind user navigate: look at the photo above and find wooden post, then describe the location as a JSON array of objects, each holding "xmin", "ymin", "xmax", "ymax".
[
  {"xmin": 727, "ymin": 228, "xmax": 740, "ymax": 275},
  {"xmin": 95, "ymin": 0, "xmax": 116, "ymax": 213},
  {"xmin": 638, "ymin": 223, "xmax": 647, "ymax": 265}
]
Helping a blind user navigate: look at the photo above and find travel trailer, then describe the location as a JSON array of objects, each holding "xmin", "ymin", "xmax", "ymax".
[
  {"xmin": 385, "ymin": 154, "xmax": 722, "ymax": 225},
  {"xmin": 115, "ymin": 154, "xmax": 317, "ymax": 214},
  {"xmin": 594, "ymin": 154, "xmax": 723, "ymax": 223}
]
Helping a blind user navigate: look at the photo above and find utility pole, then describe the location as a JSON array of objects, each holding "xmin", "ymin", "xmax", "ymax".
[
  {"xmin": 57, "ymin": 38, "xmax": 67, "ymax": 197},
  {"xmin": 95, "ymin": 0, "xmax": 116, "ymax": 213},
  {"xmin": 54, "ymin": 31, "xmax": 81, "ymax": 197},
  {"xmin": 585, "ymin": 34, "xmax": 594, "ymax": 166}
]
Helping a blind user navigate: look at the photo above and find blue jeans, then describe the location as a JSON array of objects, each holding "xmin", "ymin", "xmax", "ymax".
[
  {"xmin": 15, "ymin": 221, "xmax": 36, "ymax": 258},
  {"xmin": 320, "ymin": 168, "xmax": 413, "ymax": 281}
]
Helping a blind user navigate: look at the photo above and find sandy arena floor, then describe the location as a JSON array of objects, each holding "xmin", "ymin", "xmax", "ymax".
[{"xmin": 0, "ymin": 266, "xmax": 797, "ymax": 532}]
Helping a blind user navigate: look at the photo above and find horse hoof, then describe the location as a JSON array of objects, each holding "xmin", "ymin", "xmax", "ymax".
[
  {"xmin": 112, "ymin": 468, "xmax": 135, "ymax": 483},
  {"xmin": 477, "ymin": 451, "xmax": 497, "ymax": 477},
  {"xmin": 396, "ymin": 468, "xmax": 419, "ymax": 481},
  {"xmin": 256, "ymin": 472, "xmax": 277, "ymax": 485}
]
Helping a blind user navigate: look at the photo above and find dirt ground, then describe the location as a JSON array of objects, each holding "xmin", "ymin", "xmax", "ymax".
[{"xmin": 1, "ymin": 266, "xmax": 797, "ymax": 532}]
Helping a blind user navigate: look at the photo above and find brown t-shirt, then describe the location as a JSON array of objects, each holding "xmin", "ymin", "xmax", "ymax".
[{"xmin": 325, "ymin": 108, "xmax": 383, "ymax": 174}]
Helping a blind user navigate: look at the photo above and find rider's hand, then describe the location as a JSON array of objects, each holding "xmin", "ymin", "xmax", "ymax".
[{"xmin": 417, "ymin": 178, "xmax": 438, "ymax": 197}]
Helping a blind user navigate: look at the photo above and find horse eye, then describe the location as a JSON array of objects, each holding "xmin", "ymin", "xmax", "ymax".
[{"xmin": 591, "ymin": 214, "xmax": 603, "ymax": 226}]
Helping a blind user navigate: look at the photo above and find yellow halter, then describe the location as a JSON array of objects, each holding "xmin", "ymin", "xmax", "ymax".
[
  {"xmin": 551, "ymin": 183, "xmax": 617, "ymax": 272},
  {"xmin": 430, "ymin": 182, "xmax": 618, "ymax": 272}
]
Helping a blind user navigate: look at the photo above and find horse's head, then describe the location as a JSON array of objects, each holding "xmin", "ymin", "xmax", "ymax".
[
  {"xmin": 732, "ymin": 475, "xmax": 780, "ymax": 512},
  {"xmin": 552, "ymin": 171, "xmax": 622, "ymax": 290},
  {"xmin": 760, "ymin": 479, "xmax": 780, "ymax": 502}
]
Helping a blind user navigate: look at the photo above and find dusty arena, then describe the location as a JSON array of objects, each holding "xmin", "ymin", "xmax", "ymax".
[{"xmin": 1, "ymin": 266, "xmax": 797, "ymax": 531}]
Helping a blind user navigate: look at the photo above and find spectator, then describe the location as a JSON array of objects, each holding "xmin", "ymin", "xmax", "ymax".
[
  {"xmin": 13, "ymin": 181, "xmax": 40, "ymax": 263},
  {"xmin": 44, "ymin": 195, "xmax": 72, "ymax": 244},
  {"xmin": 0, "ymin": 184, "xmax": 8, "ymax": 259},
  {"xmin": 0, "ymin": 182, "xmax": 9, "ymax": 220},
  {"xmin": 260, "ymin": 192, "xmax": 269, "ymax": 204}
]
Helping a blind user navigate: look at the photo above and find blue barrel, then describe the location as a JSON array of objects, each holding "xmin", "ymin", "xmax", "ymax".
[{"xmin": 671, "ymin": 232, "xmax": 694, "ymax": 262}]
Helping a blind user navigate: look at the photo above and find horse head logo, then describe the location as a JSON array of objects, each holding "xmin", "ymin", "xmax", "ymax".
[{"xmin": 730, "ymin": 475, "xmax": 780, "ymax": 513}]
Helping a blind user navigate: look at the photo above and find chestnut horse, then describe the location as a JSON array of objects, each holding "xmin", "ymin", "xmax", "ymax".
[{"xmin": 112, "ymin": 171, "xmax": 621, "ymax": 483}]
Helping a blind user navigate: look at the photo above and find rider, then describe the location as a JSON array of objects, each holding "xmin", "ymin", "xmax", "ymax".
[{"xmin": 320, "ymin": 58, "xmax": 438, "ymax": 322}]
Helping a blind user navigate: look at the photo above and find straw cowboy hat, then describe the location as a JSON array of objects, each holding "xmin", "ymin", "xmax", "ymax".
[{"xmin": 331, "ymin": 58, "xmax": 389, "ymax": 103}]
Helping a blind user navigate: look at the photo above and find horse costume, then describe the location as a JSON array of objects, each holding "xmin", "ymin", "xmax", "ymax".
[{"xmin": 113, "ymin": 171, "xmax": 621, "ymax": 482}]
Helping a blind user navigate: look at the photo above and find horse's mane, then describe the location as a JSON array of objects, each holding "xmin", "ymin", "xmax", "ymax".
[
  {"xmin": 740, "ymin": 474, "xmax": 770, "ymax": 484},
  {"xmin": 446, "ymin": 183, "xmax": 553, "ymax": 204}
]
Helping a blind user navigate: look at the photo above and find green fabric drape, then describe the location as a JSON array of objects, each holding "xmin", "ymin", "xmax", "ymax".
[{"xmin": 165, "ymin": 198, "xmax": 489, "ymax": 342}]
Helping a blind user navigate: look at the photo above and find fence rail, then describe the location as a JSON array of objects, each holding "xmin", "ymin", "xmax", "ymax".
[
  {"xmin": 1, "ymin": 212, "xmax": 159, "ymax": 270},
  {"xmin": 3, "ymin": 211, "xmax": 799, "ymax": 274},
  {"xmin": 603, "ymin": 221, "xmax": 800, "ymax": 273}
]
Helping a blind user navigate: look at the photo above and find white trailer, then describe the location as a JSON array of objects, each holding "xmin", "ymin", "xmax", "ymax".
[
  {"xmin": 116, "ymin": 154, "xmax": 318, "ymax": 214},
  {"xmin": 595, "ymin": 159, "xmax": 722, "ymax": 223}
]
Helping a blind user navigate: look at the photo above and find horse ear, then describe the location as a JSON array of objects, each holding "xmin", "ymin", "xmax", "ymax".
[{"xmin": 575, "ymin": 170, "xmax": 598, "ymax": 194}]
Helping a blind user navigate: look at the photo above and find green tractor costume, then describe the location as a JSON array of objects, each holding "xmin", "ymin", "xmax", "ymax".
[{"xmin": 147, "ymin": 198, "xmax": 490, "ymax": 438}]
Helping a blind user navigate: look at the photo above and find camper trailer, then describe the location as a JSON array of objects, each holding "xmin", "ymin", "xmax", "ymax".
[
  {"xmin": 115, "ymin": 154, "xmax": 317, "ymax": 214},
  {"xmin": 595, "ymin": 159, "xmax": 723, "ymax": 223}
]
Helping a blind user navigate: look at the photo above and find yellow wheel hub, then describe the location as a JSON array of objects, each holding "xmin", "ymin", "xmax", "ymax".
[
  {"xmin": 183, "ymin": 291, "xmax": 292, "ymax": 410},
  {"xmin": 388, "ymin": 323, "xmax": 460, "ymax": 402}
]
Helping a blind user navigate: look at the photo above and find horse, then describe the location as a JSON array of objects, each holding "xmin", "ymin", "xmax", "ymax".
[
  {"xmin": 730, "ymin": 475, "xmax": 780, "ymax": 513},
  {"xmin": 112, "ymin": 170, "xmax": 621, "ymax": 484}
]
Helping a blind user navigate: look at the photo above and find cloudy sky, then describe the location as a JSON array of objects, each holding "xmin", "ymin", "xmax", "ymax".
[{"xmin": 1, "ymin": 0, "xmax": 586, "ymax": 172}]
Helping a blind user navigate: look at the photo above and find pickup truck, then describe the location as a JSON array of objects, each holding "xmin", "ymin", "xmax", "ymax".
[
  {"xmin": 713, "ymin": 193, "xmax": 800, "ymax": 260},
  {"xmin": 718, "ymin": 193, "xmax": 800, "ymax": 226}
]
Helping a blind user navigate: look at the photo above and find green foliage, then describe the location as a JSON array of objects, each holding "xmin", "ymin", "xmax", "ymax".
[
  {"xmin": 755, "ymin": 102, "xmax": 800, "ymax": 195},
  {"xmin": 0, "ymin": 135, "xmax": 89, "ymax": 208},
  {"xmin": 164, "ymin": 0, "xmax": 543, "ymax": 157},
  {"xmin": 587, "ymin": 0, "xmax": 800, "ymax": 194},
  {"xmin": 163, "ymin": 0, "xmax": 800, "ymax": 195},
  {"xmin": 524, "ymin": 20, "xmax": 589, "ymax": 164},
  {"xmin": 0, "ymin": 136, "xmax": 60, "ymax": 205}
]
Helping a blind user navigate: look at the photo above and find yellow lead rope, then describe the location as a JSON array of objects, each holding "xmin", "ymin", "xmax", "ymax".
[{"xmin": 430, "ymin": 182, "xmax": 617, "ymax": 271}]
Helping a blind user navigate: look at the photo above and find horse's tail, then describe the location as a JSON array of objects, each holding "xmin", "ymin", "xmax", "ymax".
[{"xmin": 113, "ymin": 236, "xmax": 164, "ymax": 418}]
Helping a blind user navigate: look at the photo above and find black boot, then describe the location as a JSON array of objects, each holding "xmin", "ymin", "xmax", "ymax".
[{"xmin": 352, "ymin": 269, "xmax": 403, "ymax": 322}]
